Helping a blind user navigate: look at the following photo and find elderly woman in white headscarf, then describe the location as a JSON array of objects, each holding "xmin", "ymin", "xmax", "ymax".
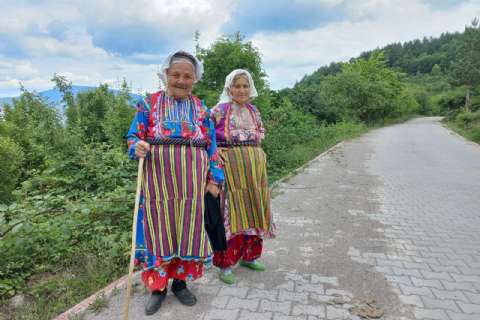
[
  {"xmin": 127, "ymin": 50, "xmax": 224, "ymax": 315},
  {"xmin": 210, "ymin": 69, "xmax": 275, "ymax": 285}
]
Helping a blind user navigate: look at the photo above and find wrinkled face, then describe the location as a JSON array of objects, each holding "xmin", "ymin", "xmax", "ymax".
[
  {"xmin": 166, "ymin": 62, "xmax": 195, "ymax": 99},
  {"xmin": 229, "ymin": 75, "xmax": 250, "ymax": 105}
]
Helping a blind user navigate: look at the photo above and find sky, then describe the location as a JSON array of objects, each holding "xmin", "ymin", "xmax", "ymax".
[{"xmin": 0, "ymin": 0, "xmax": 479, "ymax": 97}]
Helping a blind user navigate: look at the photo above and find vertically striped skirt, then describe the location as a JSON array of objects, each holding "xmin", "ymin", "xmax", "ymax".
[
  {"xmin": 220, "ymin": 146, "xmax": 274, "ymax": 238},
  {"xmin": 142, "ymin": 144, "xmax": 212, "ymax": 263}
]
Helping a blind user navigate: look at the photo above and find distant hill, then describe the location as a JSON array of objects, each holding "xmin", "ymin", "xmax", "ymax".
[{"xmin": 0, "ymin": 85, "xmax": 143, "ymax": 112}]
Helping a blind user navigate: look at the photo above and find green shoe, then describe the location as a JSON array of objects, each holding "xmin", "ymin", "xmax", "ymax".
[
  {"xmin": 219, "ymin": 271, "xmax": 236, "ymax": 284},
  {"xmin": 240, "ymin": 260, "xmax": 266, "ymax": 271}
]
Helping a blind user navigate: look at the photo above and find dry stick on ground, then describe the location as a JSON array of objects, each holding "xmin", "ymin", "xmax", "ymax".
[{"xmin": 122, "ymin": 157, "xmax": 144, "ymax": 320}]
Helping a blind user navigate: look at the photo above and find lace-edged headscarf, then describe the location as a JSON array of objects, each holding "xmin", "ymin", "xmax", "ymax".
[
  {"xmin": 218, "ymin": 69, "xmax": 258, "ymax": 104},
  {"xmin": 158, "ymin": 50, "xmax": 204, "ymax": 86}
]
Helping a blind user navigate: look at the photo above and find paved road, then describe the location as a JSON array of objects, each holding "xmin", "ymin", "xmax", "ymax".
[{"xmin": 83, "ymin": 117, "xmax": 480, "ymax": 320}]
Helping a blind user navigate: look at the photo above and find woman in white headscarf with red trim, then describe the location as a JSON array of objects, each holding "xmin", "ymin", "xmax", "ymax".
[{"xmin": 210, "ymin": 69, "xmax": 275, "ymax": 284}]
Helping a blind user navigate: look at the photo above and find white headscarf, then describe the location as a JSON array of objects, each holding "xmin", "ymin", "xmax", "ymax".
[
  {"xmin": 158, "ymin": 50, "xmax": 204, "ymax": 87},
  {"xmin": 218, "ymin": 69, "xmax": 258, "ymax": 104}
]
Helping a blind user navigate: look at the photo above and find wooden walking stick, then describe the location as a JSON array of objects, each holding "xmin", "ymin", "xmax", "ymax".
[{"xmin": 123, "ymin": 157, "xmax": 144, "ymax": 320}]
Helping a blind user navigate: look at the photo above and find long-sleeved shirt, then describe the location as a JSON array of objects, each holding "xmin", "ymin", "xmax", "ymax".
[
  {"xmin": 127, "ymin": 91, "xmax": 224, "ymax": 184},
  {"xmin": 210, "ymin": 102, "xmax": 265, "ymax": 143}
]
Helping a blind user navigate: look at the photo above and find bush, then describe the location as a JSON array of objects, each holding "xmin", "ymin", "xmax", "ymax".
[{"xmin": 0, "ymin": 138, "xmax": 24, "ymax": 203}]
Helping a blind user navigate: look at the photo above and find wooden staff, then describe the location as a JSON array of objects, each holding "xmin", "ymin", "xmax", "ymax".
[{"xmin": 123, "ymin": 157, "xmax": 144, "ymax": 320}]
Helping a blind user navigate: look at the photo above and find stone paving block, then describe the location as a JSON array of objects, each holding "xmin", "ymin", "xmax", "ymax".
[
  {"xmin": 211, "ymin": 295, "xmax": 230, "ymax": 308},
  {"xmin": 285, "ymin": 272, "xmax": 309, "ymax": 283},
  {"xmin": 402, "ymin": 249, "xmax": 419, "ymax": 256},
  {"xmin": 429, "ymin": 247, "xmax": 455, "ymax": 254},
  {"xmin": 363, "ymin": 252, "xmax": 387, "ymax": 259},
  {"xmin": 403, "ymin": 261, "xmax": 432, "ymax": 271},
  {"xmin": 457, "ymin": 302, "xmax": 480, "ymax": 314},
  {"xmin": 295, "ymin": 283, "xmax": 324, "ymax": 295},
  {"xmin": 291, "ymin": 304, "xmax": 325, "ymax": 317},
  {"xmin": 431, "ymin": 288, "xmax": 469, "ymax": 303},
  {"xmin": 465, "ymin": 261, "xmax": 480, "ymax": 269},
  {"xmin": 309, "ymin": 294, "xmax": 336, "ymax": 304},
  {"xmin": 412, "ymin": 256, "xmax": 440, "ymax": 266},
  {"xmin": 278, "ymin": 290, "xmax": 308, "ymax": 303},
  {"xmin": 385, "ymin": 275, "xmax": 413, "ymax": 286},
  {"xmin": 421, "ymin": 296, "xmax": 460, "ymax": 312},
  {"xmin": 437, "ymin": 258, "xmax": 467, "ymax": 267},
  {"xmin": 350, "ymin": 256, "xmax": 375, "ymax": 265},
  {"xmin": 310, "ymin": 275, "xmax": 339, "ymax": 286},
  {"xmin": 374, "ymin": 265, "xmax": 394, "ymax": 274},
  {"xmin": 441, "ymin": 281, "xmax": 477, "ymax": 292},
  {"xmin": 324, "ymin": 289, "xmax": 353, "ymax": 298},
  {"xmin": 325, "ymin": 306, "xmax": 349, "ymax": 319},
  {"xmin": 248, "ymin": 288, "xmax": 279, "ymax": 301},
  {"xmin": 226, "ymin": 297, "xmax": 259, "ymax": 312},
  {"xmin": 204, "ymin": 308, "xmax": 240, "ymax": 320},
  {"xmin": 458, "ymin": 267, "xmax": 480, "ymax": 276},
  {"xmin": 375, "ymin": 258, "xmax": 404, "ymax": 268},
  {"xmin": 430, "ymin": 264, "xmax": 459, "ymax": 273},
  {"xmin": 275, "ymin": 281, "xmax": 295, "ymax": 291},
  {"xmin": 238, "ymin": 310, "xmax": 273, "ymax": 320},
  {"xmin": 237, "ymin": 280, "xmax": 266, "ymax": 290},
  {"xmin": 449, "ymin": 254, "xmax": 479, "ymax": 264},
  {"xmin": 219, "ymin": 287, "xmax": 249, "ymax": 298},
  {"xmin": 272, "ymin": 313, "xmax": 307, "ymax": 320},
  {"xmin": 260, "ymin": 299, "xmax": 292, "ymax": 315},
  {"xmin": 411, "ymin": 277, "xmax": 444, "ymax": 289},
  {"xmin": 387, "ymin": 254, "xmax": 413, "ymax": 262},
  {"xmin": 421, "ymin": 271, "xmax": 454, "ymax": 281},
  {"xmin": 446, "ymin": 311, "xmax": 480, "ymax": 320},
  {"xmin": 399, "ymin": 284, "xmax": 434, "ymax": 297},
  {"xmin": 392, "ymin": 267, "xmax": 422, "ymax": 277},
  {"xmin": 414, "ymin": 308, "xmax": 449, "ymax": 320},
  {"xmin": 450, "ymin": 274, "xmax": 480, "ymax": 284},
  {"xmin": 399, "ymin": 294, "xmax": 424, "ymax": 307},
  {"xmin": 464, "ymin": 292, "xmax": 480, "ymax": 304}
]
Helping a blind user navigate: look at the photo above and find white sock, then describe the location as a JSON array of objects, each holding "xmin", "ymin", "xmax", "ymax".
[{"xmin": 221, "ymin": 267, "xmax": 232, "ymax": 275}]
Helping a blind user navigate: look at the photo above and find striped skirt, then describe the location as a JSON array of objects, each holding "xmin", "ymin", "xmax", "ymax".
[
  {"xmin": 220, "ymin": 146, "xmax": 274, "ymax": 238},
  {"xmin": 142, "ymin": 144, "xmax": 212, "ymax": 262}
]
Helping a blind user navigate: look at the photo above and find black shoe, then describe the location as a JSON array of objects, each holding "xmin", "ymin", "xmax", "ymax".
[
  {"xmin": 145, "ymin": 290, "xmax": 167, "ymax": 316},
  {"xmin": 171, "ymin": 279, "xmax": 197, "ymax": 306}
]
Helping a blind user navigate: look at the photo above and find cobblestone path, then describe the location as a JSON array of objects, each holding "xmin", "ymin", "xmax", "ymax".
[{"xmin": 84, "ymin": 117, "xmax": 480, "ymax": 320}]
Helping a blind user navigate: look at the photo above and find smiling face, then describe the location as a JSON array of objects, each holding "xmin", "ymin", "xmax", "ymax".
[
  {"xmin": 229, "ymin": 74, "xmax": 250, "ymax": 105},
  {"xmin": 166, "ymin": 62, "xmax": 195, "ymax": 99}
]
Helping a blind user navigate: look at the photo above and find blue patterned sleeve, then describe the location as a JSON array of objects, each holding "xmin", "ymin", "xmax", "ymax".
[
  {"xmin": 127, "ymin": 98, "xmax": 149, "ymax": 160},
  {"xmin": 202, "ymin": 106, "xmax": 224, "ymax": 185}
]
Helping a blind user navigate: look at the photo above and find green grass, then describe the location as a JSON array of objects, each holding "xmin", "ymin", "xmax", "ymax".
[
  {"xmin": 87, "ymin": 294, "xmax": 108, "ymax": 314},
  {"xmin": 0, "ymin": 256, "xmax": 124, "ymax": 320},
  {"xmin": 445, "ymin": 121, "xmax": 480, "ymax": 144},
  {"xmin": 444, "ymin": 110, "xmax": 480, "ymax": 144}
]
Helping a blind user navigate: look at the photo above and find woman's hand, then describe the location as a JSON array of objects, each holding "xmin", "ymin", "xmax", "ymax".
[
  {"xmin": 206, "ymin": 183, "xmax": 220, "ymax": 198},
  {"xmin": 135, "ymin": 141, "xmax": 150, "ymax": 158}
]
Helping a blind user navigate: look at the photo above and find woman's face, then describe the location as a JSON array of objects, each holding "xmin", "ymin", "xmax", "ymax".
[
  {"xmin": 229, "ymin": 75, "xmax": 250, "ymax": 105},
  {"xmin": 166, "ymin": 62, "xmax": 195, "ymax": 99}
]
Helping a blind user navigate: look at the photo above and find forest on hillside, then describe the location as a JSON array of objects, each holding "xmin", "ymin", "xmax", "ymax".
[{"xmin": 0, "ymin": 20, "xmax": 479, "ymax": 319}]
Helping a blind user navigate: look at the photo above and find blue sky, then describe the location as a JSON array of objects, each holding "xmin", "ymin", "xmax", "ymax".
[{"xmin": 0, "ymin": 0, "xmax": 478, "ymax": 98}]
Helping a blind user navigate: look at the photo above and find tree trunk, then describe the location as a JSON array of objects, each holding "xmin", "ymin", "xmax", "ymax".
[{"xmin": 465, "ymin": 87, "xmax": 470, "ymax": 112}]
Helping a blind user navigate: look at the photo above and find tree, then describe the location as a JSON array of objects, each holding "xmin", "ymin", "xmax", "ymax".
[
  {"xmin": 0, "ymin": 137, "xmax": 24, "ymax": 203},
  {"xmin": 103, "ymin": 80, "xmax": 136, "ymax": 149},
  {"xmin": 452, "ymin": 18, "xmax": 480, "ymax": 111},
  {"xmin": 0, "ymin": 89, "xmax": 64, "ymax": 181},
  {"xmin": 194, "ymin": 33, "xmax": 268, "ymax": 106}
]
